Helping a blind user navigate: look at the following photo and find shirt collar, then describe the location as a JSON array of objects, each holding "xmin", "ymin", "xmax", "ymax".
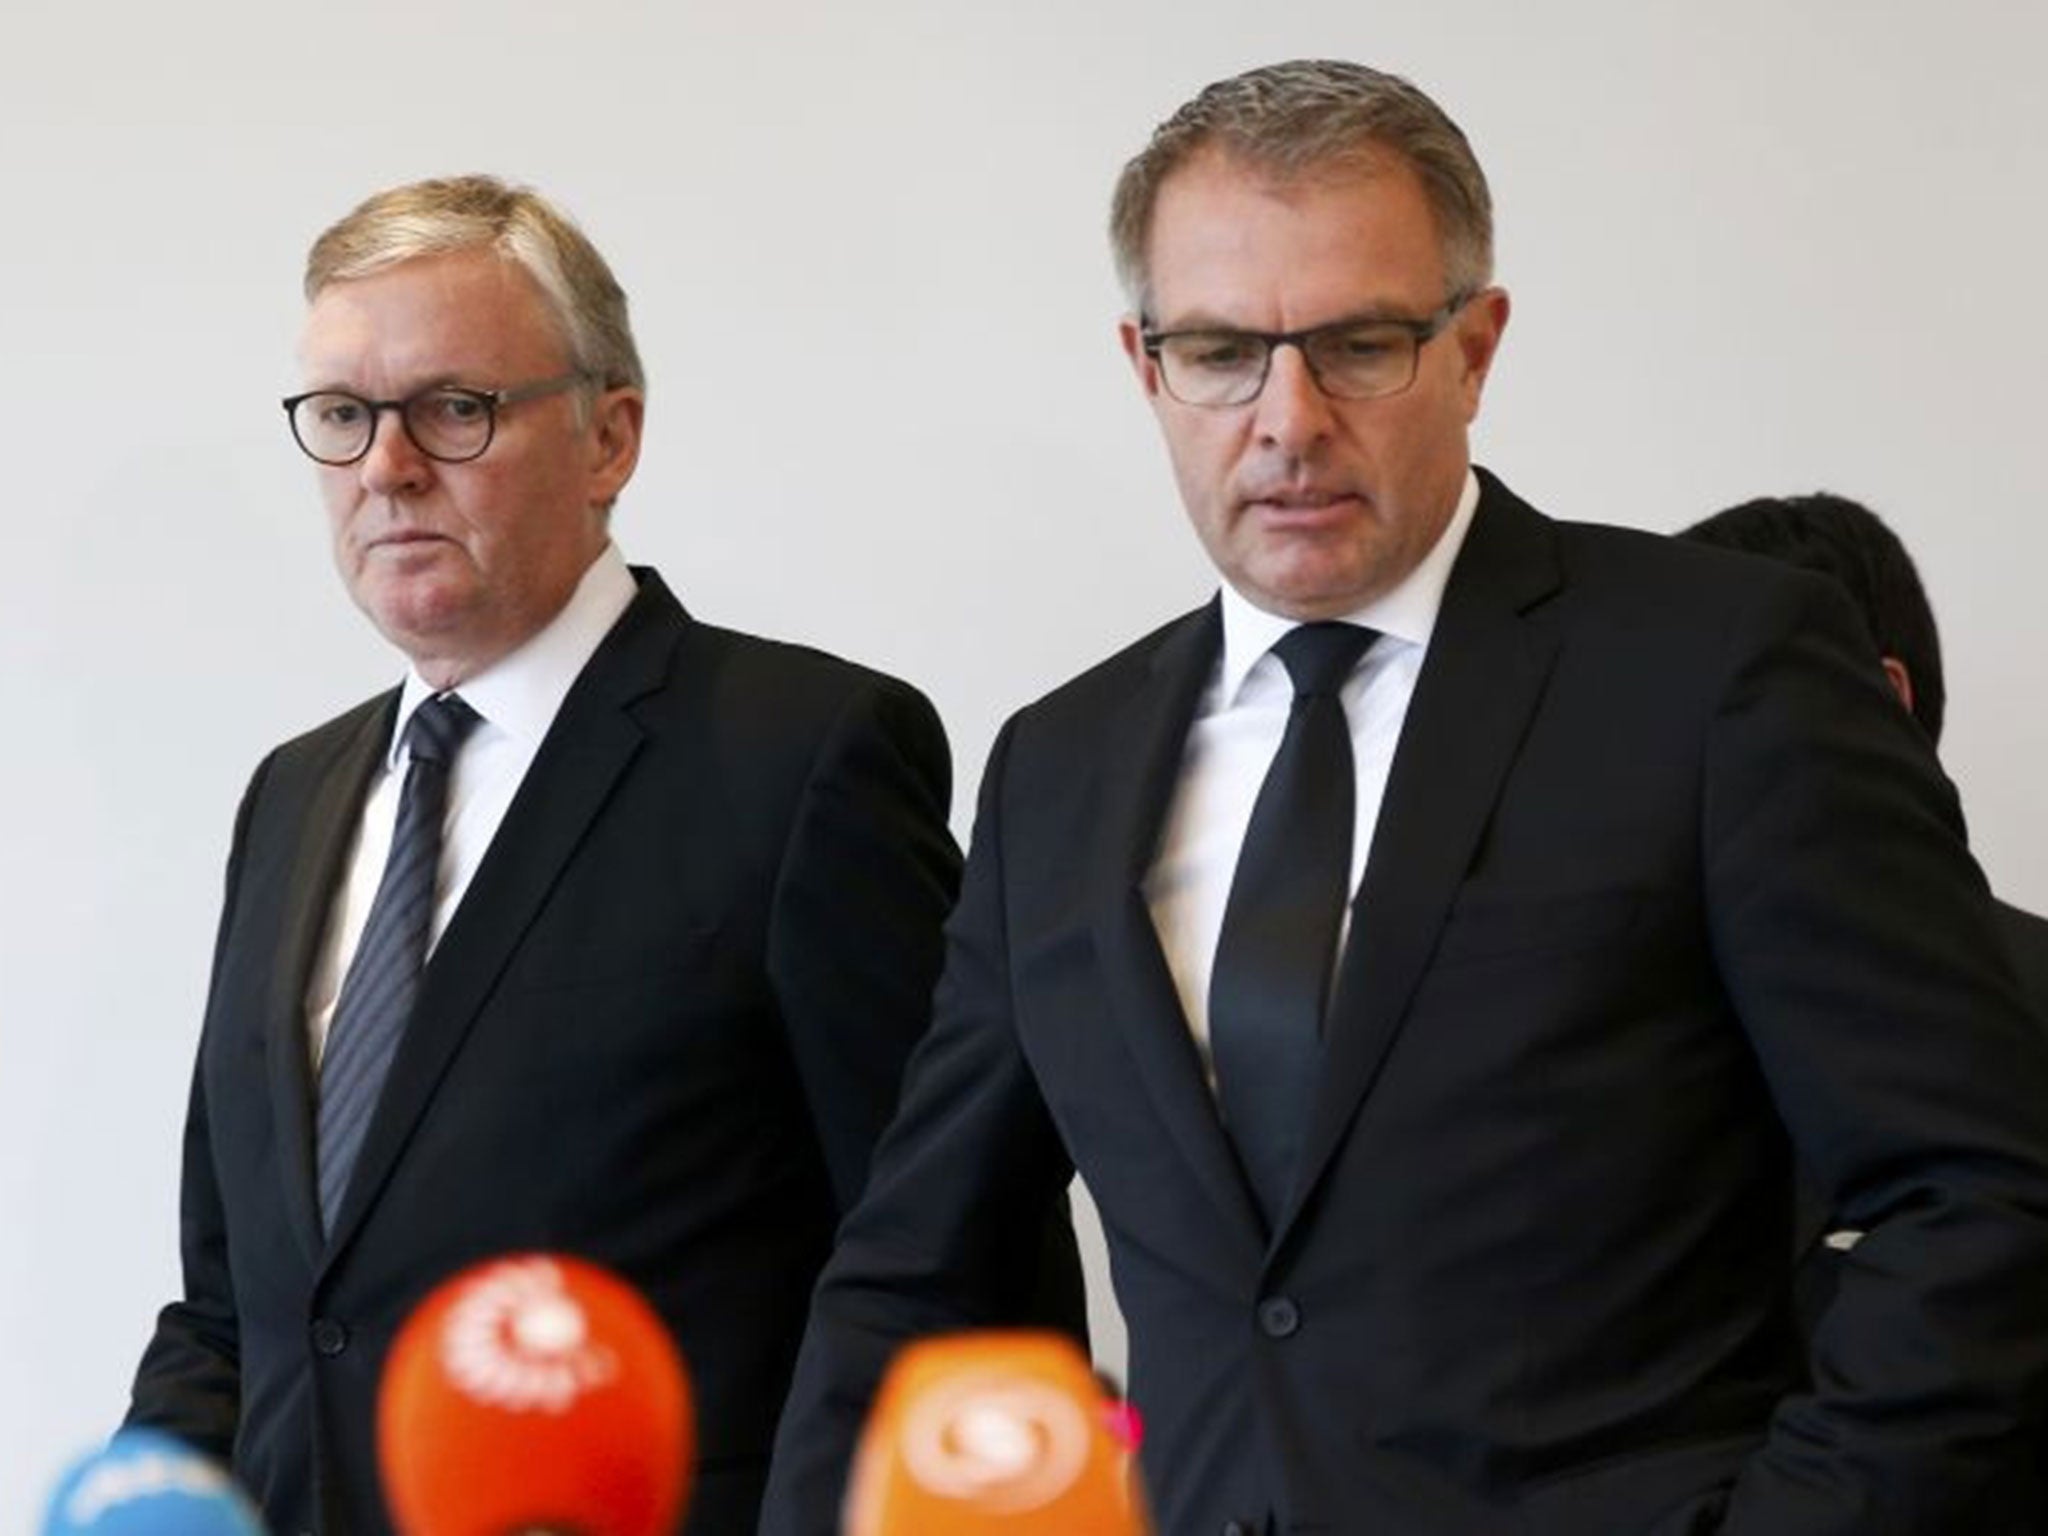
[
  {"xmin": 1216, "ymin": 467, "xmax": 1480, "ymax": 705},
  {"xmin": 386, "ymin": 542, "xmax": 639, "ymax": 768}
]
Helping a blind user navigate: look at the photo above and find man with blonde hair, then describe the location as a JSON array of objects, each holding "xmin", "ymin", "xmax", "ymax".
[
  {"xmin": 765, "ymin": 61, "xmax": 2048, "ymax": 1534},
  {"xmin": 124, "ymin": 175, "xmax": 1081, "ymax": 1535}
]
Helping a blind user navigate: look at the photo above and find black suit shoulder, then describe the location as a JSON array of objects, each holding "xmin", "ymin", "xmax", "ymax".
[
  {"xmin": 1545, "ymin": 504, "xmax": 1877, "ymax": 658},
  {"xmin": 1007, "ymin": 603, "xmax": 1214, "ymax": 730},
  {"xmin": 275, "ymin": 690, "xmax": 397, "ymax": 754},
  {"xmin": 238, "ymin": 691, "xmax": 393, "ymax": 803},
  {"xmin": 672, "ymin": 612, "xmax": 933, "ymax": 704},
  {"xmin": 1464, "ymin": 469, "xmax": 1864, "ymax": 629},
  {"xmin": 624, "ymin": 615, "xmax": 957, "ymax": 933},
  {"xmin": 661, "ymin": 615, "xmax": 950, "ymax": 788},
  {"xmin": 1480, "ymin": 498, "xmax": 1955, "ymax": 831}
]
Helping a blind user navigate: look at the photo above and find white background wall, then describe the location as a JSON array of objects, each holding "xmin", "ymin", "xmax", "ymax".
[{"xmin": 4, "ymin": 0, "xmax": 2044, "ymax": 1517}]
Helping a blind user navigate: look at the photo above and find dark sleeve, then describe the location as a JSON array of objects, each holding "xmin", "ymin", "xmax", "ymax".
[
  {"xmin": 124, "ymin": 758, "xmax": 271, "ymax": 1454},
  {"xmin": 766, "ymin": 673, "xmax": 964, "ymax": 1216},
  {"xmin": 1701, "ymin": 574, "xmax": 2048, "ymax": 1532},
  {"xmin": 759, "ymin": 718, "xmax": 1088, "ymax": 1536},
  {"xmin": 1993, "ymin": 901, "xmax": 2048, "ymax": 1028}
]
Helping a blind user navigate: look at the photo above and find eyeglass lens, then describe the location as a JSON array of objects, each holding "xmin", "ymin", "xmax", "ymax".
[
  {"xmin": 289, "ymin": 388, "xmax": 496, "ymax": 465},
  {"xmin": 1155, "ymin": 323, "xmax": 1423, "ymax": 406}
]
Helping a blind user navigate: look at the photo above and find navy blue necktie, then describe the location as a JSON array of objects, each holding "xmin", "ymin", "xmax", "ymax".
[
  {"xmin": 1210, "ymin": 623, "xmax": 1376, "ymax": 1226},
  {"xmin": 316, "ymin": 693, "xmax": 480, "ymax": 1234}
]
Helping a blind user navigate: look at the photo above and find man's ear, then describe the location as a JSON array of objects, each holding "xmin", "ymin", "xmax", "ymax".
[
  {"xmin": 1455, "ymin": 286, "xmax": 1511, "ymax": 419},
  {"xmin": 588, "ymin": 387, "xmax": 645, "ymax": 506},
  {"xmin": 1880, "ymin": 654, "xmax": 1916, "ymax": 717},
  {"xmin": 1119, "ymin": 316, "xmax": 1163, "ymax": 400}
]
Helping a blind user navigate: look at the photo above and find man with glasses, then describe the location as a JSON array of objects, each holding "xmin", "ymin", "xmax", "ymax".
[
  {"xmin": 123, "ymin": 175, "xmax": 1080, "ymax": 1536},
  {"xmin": 764, "ymin": 61, "xmax": 2048, "ymax": 1535}
]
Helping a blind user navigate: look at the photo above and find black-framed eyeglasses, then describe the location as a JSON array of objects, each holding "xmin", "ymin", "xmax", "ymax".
[
  {"xmin": 281, "ymin": 372, "xmax": 590, "ymax": 466},
  {"xmin": 1140, "ymin": 291, "xmax": 1476, "ymax": 408}
]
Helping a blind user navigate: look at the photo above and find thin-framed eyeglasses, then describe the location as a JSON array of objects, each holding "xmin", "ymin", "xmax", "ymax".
[
  {"xmin": 1140, "ymin": 290, "xmax": 1476, "ymax": 408},
  {"xmin": 281, "ymin": 372, "xmax": 591, "ymax": 466}
]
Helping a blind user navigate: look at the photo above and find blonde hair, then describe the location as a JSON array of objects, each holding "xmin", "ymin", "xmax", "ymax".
[{"xmin": 305, "ymin": 174, "xmax": 644, "ymax": 394}]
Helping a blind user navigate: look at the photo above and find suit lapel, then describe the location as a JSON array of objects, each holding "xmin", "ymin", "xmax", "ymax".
[
  {"xmin": 269, "ymin": 696, "xmax": 395, "ymax": 1269},
  {"xmin": 319, "ymin": 573, "xmax": 684, "ymax": 1264},
  {"xmin": 1277, "ymin": 475, "xmax": 1565, "ymax": 1243},
  {"xmin": 1088, "ymin": 600, "xmax": 1268, "ymax": 1248}
]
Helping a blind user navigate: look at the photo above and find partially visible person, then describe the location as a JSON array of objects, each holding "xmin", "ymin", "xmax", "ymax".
[
  {"xmin": 123, "ymin": 174, "xmax": 1083, "ymax": 1536},
  {"xmin": 1680, "ymin": 491, "xmax": 2048, "ymax": 1316},
  {"xmin": 1680, "ymin": 492, "xmax": 2048, "ymax": 1000}
]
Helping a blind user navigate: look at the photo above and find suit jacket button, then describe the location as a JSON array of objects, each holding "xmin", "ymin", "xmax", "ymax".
[
  {"xmin": 1257, "ymin": 1296, "xmax": 1301, "ymax": 1339},
  {"xmin": 310, "ymin": 1318, "xmax": 349, "ymax": 1357}
]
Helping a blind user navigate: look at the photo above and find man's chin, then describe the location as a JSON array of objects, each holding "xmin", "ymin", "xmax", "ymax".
[
  {"xmin": 358, "ymin": 582, "xmax": 485, "ymax": 662},
  {"xmin": 1235, "ymin": 558, "xmax": 1391, "ymax": 622}
]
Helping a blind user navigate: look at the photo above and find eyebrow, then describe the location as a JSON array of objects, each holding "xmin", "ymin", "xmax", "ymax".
[
  {"xmin": 1149, "ymin": 303, "xmax": 1435, "ymax": 334},
  {"xmin": 295, "ymin": 370, "xmax": 472, "ymax": 396}
]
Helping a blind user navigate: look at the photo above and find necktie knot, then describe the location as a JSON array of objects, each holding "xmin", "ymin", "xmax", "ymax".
[
  {"xmin": 1273, "ymin": 622, "xmax": 1376, "ymax": 699},
  {"xmin": 405, "ymin": 693, "xmax": 481, "ymax": 768}
]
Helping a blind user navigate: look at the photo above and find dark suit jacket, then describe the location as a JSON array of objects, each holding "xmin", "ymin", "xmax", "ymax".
[
  {"xmin": 1996, "ymin": 899, "xmax": 2048, "ymax": 1018},
  {"xmin": 763, "ymin": 474, "xmax": 2048, "ymax": 1536},
  {"xmin": 125, "ymin": 569, "xmax": 1071, "ymax": 1536},
  {"xmin": 1789, "ymin": 895, "xmax": 2048, "ymax": 1518},
  {"xmin": 1799, "ymin": 898, "xmax": 2048, "ymax": 1316}
]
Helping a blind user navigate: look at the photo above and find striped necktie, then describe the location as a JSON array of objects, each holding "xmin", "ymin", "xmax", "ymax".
[{"xmin": 316, "ymin": 692, "xmax": 480, "ymax": 1235}]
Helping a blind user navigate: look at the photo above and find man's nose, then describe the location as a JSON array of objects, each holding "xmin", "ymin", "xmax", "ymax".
[
  {"xmin": 357, "ymin": 404, "xmax": 432, "ymax": 494},
  {"xmin": 1252, "ymin": 341, "xmax": 1337, "ymax": 451}
]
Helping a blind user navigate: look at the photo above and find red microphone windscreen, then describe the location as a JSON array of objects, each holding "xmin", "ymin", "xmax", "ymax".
[
  {"xmin": 378, "ymin": 1253, "xmax": 694, "ymax": 1536},
  {"xmin": 843, "ymin": 1331, "xmax": 1152, "ymax": 1536}
]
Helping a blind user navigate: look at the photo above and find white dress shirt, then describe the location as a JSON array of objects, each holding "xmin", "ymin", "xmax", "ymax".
[
  {"xmin": 304, "ymin": 544, "xmax": 638, "ymax": 1068},
  {"xmin": 1143, "ymin": 470, "xmax": 1479, "ymax": 1080}
]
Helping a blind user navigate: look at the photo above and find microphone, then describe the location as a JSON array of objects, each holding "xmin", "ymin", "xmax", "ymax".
[
  {"xmin": 41, "ymin": 1428, "xmax": 267, "ymax": 1536},
  {"xmin": 842, "ymin": 1330, "xmax": 1153, "ymax": 1535},
  {"xmin": 377, "ymin": 1253, "xmax": 694, "ymax": 1536}
]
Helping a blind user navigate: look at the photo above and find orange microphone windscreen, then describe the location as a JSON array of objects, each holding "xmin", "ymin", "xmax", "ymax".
[
  {"xmin": 377, "ymin": 1253, "xmax": 694, "ymax": 1536},
  {"xmin": 843, "ymin": 1330, "xmax": 1152, "ymax": 1536}
]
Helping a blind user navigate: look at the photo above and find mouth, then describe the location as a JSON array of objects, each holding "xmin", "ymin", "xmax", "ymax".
[
  {"xmin": 364, "ymin": 528, "xmax": 451, "ymax": 552},
  {"xmin": 1241, "ymin": 488, "xmax": 1363, "ymax": 519}
]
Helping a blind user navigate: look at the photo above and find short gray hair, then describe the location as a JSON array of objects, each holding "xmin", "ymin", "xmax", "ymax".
[
  {"xmin": 305, "ymin": 174, "xmax": 645, "ymax": 395},
  {"xmin": 1109, "ymin": 60, "xmax": 1494, "ymax": 313}
]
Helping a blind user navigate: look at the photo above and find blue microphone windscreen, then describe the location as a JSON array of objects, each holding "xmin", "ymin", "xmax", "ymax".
[{"xmin": 41, "ymin": 1429, "xmax": 267, "ymax": 1536}]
